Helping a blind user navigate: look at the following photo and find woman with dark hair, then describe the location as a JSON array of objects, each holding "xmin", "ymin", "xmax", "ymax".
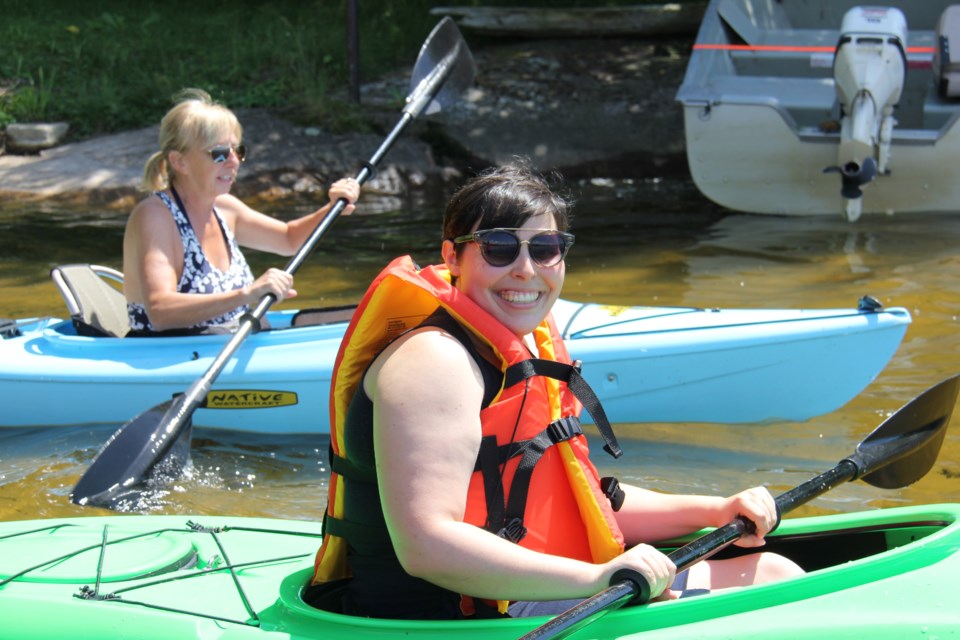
[{"xmin": 312, "ymin": 163, "xmax": 803, "ymax": 619}]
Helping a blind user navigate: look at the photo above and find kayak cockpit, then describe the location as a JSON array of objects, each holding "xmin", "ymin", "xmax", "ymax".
[{"xmin": 283, "ymin": 506, "xmax": 958, "ymax": 626}]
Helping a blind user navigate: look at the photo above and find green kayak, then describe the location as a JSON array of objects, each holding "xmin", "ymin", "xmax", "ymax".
[{"xmin": 1, "ymin": 504, "xmax": 958, "ymax": 639}]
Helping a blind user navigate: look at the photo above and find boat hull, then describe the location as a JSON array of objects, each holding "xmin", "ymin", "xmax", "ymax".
[
  {"xmin": 0, "ymin": 504, "xmax": 958, "ymax": 638},
  {"xmin": 676, "ymin": 0, "xmax": 960, "ymax": 217},
  {"xmin": 680, "ymin": 100, "xmax": 960, "ymax": 216},
  {"xmin": 0, "ymin": 299, "xmax": 911, "ymax": 432}
]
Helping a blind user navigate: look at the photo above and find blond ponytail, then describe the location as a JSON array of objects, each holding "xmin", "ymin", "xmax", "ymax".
[{"xmin": 141, "ymin": 150, "xmax": 169, "ymax": 192}]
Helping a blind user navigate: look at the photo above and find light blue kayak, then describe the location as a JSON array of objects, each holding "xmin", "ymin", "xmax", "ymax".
[{"xmin": 0, "ymin": 296, "xmax": 910, "ymax": 433}]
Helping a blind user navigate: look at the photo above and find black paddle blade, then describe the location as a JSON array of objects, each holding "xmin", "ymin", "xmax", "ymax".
[
  {"xmin": 71, "ymin": 396, "xmax": 194, "ymax": 507},
  {"xmin": 851, "ymin": 374, "xmax": 960, "ymax": 489},
  {"xmin": 405, "ymin": 16, "xmax": 476, "ymax": 117}
]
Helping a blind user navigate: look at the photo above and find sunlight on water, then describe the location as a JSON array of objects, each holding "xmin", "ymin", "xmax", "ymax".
[{"xmin": 1, "ymin": 178, "xmax": 959, "ymax": 523}]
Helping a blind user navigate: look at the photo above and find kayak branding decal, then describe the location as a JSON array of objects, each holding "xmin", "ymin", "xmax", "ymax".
[
  {"xmin": 599, "ymin": 304, "xmax": 631, "ymax": 316},
  {"xmin": 203, "ymin": 390, "xmax": 299, "ymax": 410}
]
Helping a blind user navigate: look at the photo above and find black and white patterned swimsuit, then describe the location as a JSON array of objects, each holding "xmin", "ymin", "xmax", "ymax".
[{"xmin": 127, "ymin": 190, "xmax": 255, "ymax": 333}]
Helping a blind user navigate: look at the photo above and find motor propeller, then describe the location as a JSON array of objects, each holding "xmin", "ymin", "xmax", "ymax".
[{"xmin": 824, "ymin": 156, "xmax": 878, "ymax": 199}]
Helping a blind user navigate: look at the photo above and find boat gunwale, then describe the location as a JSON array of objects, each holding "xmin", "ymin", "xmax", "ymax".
[{"xmin": 566, "ymin": 306, "xmax": 911, "ymax": 341}]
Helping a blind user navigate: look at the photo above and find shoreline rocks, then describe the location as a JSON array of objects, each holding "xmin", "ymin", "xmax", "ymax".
[
  {"xmin": 4, "ymin": 122, "xmax": 70, "ymax": 154},
  {"xmin": 0, "ymin": 33, "xmax": 694, "ymax": 208}
]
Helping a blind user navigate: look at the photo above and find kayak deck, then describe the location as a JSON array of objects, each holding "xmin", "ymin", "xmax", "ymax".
[{"xmin": 1, "ymin": 504, "xmax": 958, "ymax": 638}]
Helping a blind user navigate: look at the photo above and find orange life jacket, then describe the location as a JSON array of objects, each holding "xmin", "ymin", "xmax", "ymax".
[{"xmin": 312, "ymin": 256, "xmax": 625, "ymax": 612}]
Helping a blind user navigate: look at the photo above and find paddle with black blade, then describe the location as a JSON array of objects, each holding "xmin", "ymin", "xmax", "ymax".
[
  {"xmin": 520, "ymin": 373, "xmax": 960, "ymax": 640},
  {"xmin": 71, "ymin": 16, "xmax": 476, "ymax": 509}
]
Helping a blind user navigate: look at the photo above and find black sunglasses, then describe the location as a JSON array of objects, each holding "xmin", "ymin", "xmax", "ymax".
[
  {"xmin": 208, "ymin": 144, "xmax": 247, "ymax": 164},
  {"xmin": 452, "ymin": 228, "xmax": 575, "ymax": 268}
]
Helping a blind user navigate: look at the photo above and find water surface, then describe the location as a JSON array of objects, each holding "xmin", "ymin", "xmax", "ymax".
[{"xmin": 2, "ymin": 177, "xmax": 958, "ymax": 522}]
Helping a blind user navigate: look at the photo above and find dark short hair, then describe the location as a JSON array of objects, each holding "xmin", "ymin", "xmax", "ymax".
[{"xmin": 442, "ymin": 164, "xmax": 572, "ymax": 246}]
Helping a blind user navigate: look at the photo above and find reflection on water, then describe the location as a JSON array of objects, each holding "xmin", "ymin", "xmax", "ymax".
[{"xmin": 1, "ymin": 177, "xmax": 959, "ymax": 523}]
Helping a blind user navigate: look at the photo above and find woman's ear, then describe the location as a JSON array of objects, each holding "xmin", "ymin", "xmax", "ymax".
[
  {"xmin": 441, "ymin": 239, "xmax": 461, "ymax": 278},
  {"xmin": 167, "ymin": 150, "xmax": 187, "ymax": 175}
]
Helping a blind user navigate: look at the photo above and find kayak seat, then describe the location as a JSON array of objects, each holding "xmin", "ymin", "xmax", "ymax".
[
  {"xmin": 50, "ymin": 264, "xmax": 130, "ymax": 338},
  {"xmin": 291, "ymin": 305, "xmax": 358, "ymax": 327}
]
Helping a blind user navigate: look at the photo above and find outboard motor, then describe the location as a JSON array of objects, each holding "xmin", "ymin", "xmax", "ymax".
[{"xmin": 826, "ymin": 6, "xmax": 907, "ymax": 221}]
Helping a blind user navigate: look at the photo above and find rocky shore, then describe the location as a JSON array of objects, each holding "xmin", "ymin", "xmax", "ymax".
[{"xmin": 0, "ymin": 32, "xmax": 694, "ymax": 209}]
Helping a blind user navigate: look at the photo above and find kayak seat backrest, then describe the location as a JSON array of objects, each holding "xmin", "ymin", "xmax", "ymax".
[
  {"xmin": 50, "ymin": 264, "xmax": 130, "ymax": 338},
  {"xmin": 290, "ymin": 305, "xmax": 358, "ymax": 327}
]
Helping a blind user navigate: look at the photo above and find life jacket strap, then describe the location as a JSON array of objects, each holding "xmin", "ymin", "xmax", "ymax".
[
  {"xmin": 329, "ymin": 448, "xmax": 377, "ymax": 484},
  {"xmin": 325, "ymin": 449, "xmax": 392, "ymax": 544},
  {"xmin": 477, "ymin": 434, "xmax": 507, "ymax": 534},
  {"xmin": 504, "ymin": 358, "xmax": 622, "ymax": 459},
  {"xmin": 323, "ymin": 513, "xmax": 393, "ymax": 546},
  {"xmin": 478, "ymin": 414, "xmax": 618, "ymax": 543}
]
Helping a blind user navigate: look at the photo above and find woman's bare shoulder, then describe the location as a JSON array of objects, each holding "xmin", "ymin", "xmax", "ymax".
[
  {"xmin": 126, "ymin": 194, "xmax": 177, "ymax": 239},
  {"xmin": 393, "ymin": 326, "xmax": 477, "ymax": 368},
  {"xmin": 371, "ymin": 326, "xmax": 484, "ymax": 399},
  {"xmin": 129, "ymin": 192, "xmax": 166, "ymax": 219}
]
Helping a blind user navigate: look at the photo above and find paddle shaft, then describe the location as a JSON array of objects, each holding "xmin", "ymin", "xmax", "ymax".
[
  {"xmin": 70, "ymin": 17, "xmax": 476, "ymax": 507},
  {"xmin": 70, "ymin": 179, "xmax": 372, "ymax": 502},
  {"xmin": 673, "ymin": 460, "xmax": 859, "ymax": 570},
  {"xmin": 175, "ymin": 116, "xmax": 410, "ymax": 424},
  {"xmin": 144, "ymin": 19, "xmax": 469, "ymax": 461}
]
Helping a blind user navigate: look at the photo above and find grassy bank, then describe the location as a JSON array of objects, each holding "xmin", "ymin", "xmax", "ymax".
[
  {"xmin": 0, "ymin": 0, "xmax": 650, "ymax": 142},
  {"xmin": 0, "ymin": 0, "xmax": 442, "ymax": 139}
]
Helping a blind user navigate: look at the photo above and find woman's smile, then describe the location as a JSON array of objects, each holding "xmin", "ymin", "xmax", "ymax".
[{"xmin": 497, "ymin": 289, "xmax": 543, "ymax": 305}]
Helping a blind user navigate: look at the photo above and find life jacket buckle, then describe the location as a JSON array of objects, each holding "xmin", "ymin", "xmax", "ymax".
[
  {"xmin": 600, "ymin": 476, "xmax": 625, "ymax": 512},
  {"xmin": 498, "ymin": 517, "xmax": 528, "ymax": 543},
  {"xmin": 546, "ymin": 416, "xmax": 582, "ymax": 444}
]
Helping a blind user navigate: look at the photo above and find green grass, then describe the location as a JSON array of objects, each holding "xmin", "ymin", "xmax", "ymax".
[
  {"xmin": 0, "ymin": 0, "xmax": 669, "ymax": 141},
  {"xmin": 0, "ymin": 0, "xmax": 441, "ymax": 138}
]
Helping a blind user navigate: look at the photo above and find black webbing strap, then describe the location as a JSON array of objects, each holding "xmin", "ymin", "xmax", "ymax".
[
  {"xmin": 322, "ymin": 514, "xmax": 393, "ymax": 547},
  {"xmin": 329, "ymin": 448, "xmax": 377, "ymax": 484},
  {"xmin": 477, "ymin": 416, "xmax": 587, "ymax": 543},
  {"xmin": 504, "ymin": 359, "xmax": 622, "ymax": 458},
  {"xmin": 498, "ymin": 417, "xmax": 584, "ymax": 542},
  {"xmin": 324, "ymin": 448, "xmax": 391, "ymax": 546},
  {"xmin": 477, "ymin": 435, "xmax": 507, "ymax": 535}
]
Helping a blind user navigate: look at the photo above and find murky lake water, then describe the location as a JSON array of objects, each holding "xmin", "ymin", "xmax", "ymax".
[{"xmin": 1, "ymin": 176, "xmax": 959, "ymax": 523}]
